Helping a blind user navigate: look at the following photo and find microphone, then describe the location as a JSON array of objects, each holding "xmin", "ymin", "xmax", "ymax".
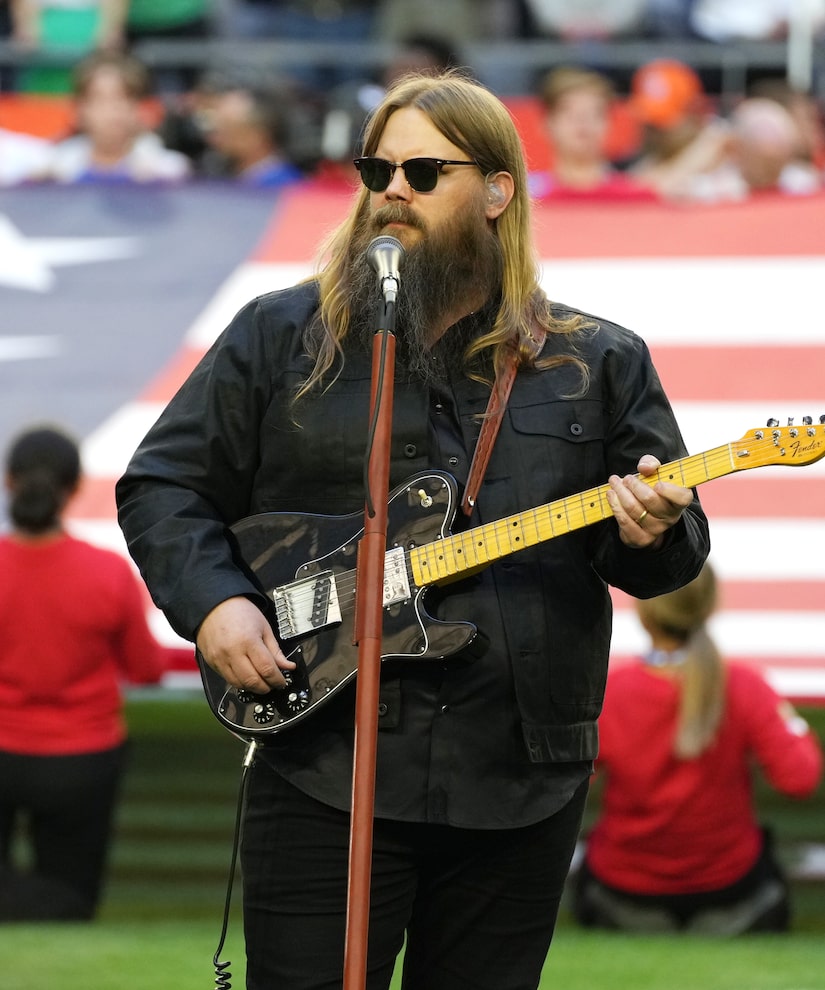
[{"xmin": 366, "ymin": 235, "xmax": 405, "ymax": 305}]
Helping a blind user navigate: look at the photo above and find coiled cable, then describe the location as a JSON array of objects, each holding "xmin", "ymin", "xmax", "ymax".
[{"xmin": 211, "ymin": 739, "xmax": 258, "ymax": 989}]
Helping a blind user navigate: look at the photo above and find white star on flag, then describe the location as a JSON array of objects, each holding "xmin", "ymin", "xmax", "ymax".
[{"xmin": 0, "ymin": 212, "xmax": 140, "ymax": 292}]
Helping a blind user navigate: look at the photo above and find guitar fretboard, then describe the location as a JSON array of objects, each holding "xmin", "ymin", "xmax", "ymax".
[{"xmin": 409, "ymin": 443, "xmax": 738, "ymax": 585}]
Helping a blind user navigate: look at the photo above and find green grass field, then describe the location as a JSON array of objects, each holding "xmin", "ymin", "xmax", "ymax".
[{"xmin": 2, "ymin": 694, "xmax": 823, "ymax": 990}]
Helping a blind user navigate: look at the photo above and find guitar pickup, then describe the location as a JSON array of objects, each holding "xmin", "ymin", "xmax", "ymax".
[
  {"xmin": 383, "ymin": 546, "xmax": 411, "ymax": 606},
  {"xmin": 271, "ymin": 570, "xmax": 342, "ymax": 639}
]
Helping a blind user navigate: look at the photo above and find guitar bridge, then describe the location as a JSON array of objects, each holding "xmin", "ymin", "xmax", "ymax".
[{"xmin": 272, "ymin": 570, "xmax": 342, "ymax": 639}]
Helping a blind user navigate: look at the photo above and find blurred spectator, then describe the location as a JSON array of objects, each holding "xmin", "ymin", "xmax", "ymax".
[
  {"xmin": 36, "ymin": 50, "xmax": 191, "ymax": 184},
  {"xmin": 124, "ymin": 0, "xmax": 216, "ymax": 93},
  {"xmin": 372, "ymin": 1, "xmax": 523, "ymax": 94},
  {"xmin": 200, "ymin": 76, "xmax": 306, "ymax": 187},
  {"xmin": 10, "ymin": 0, "xmax": 127, "ymax": 93},
  {"xmin": 627, "ymin": 57, "xmax": 729, "ymax": 199},
  {"xmin": 154, "ymin": 66, "xmax": 227, "ymax": 174},
  {"xmin": 522, "ymin": 0, "xmax": 649, "ymax": 39},
  {"xmin": 687, "ymin": 97, "xmax": 821, "ymax": 202},
  {"xmin": 0, "ymin": 425, "xmax": 166, "ymax": 921},
  {"xmin": 0, "ymin": 125, "xmax": 51, "ymax": 184},
  {"xmin": 223, "ymin": 0, "xmax": 376, "ymax": 38},
  {"xmin": 318, "ymin": 33, "xmax": 461, "ymax": 172},
  {"xmin": 375, "ymin": 0, "xmax": 499, "ymax": 43},
  {"xmin": 219, "ymin": 0, "xmax": 379, "ymax": 90},
  {"xmin": 573, "ymin": 561, "xmax": 823, "ymax": 934},
  {"xmin": 1, "ymin": 0, "xmax": 16, "ymax": 89},
  {"xmin": 749, "ymin": 75, "xmax": 825, "ymax": 176},
  {"xmin": 530, "ymin": 65, "xmax": 657, "ymax": 201},
  {"xmin": 689, "ymin": 0, "xmax": 825, "ymax": 42}
]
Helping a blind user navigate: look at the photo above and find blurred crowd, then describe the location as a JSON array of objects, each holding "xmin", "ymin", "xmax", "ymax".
[{"xmin": 0, "ymin": 1, "xmax": 824, "ymax": 200}]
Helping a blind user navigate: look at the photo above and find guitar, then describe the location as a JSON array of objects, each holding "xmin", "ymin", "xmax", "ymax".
[{"xmin": 199, "ymin": 418, "xmax": 825, "ymax": 738}]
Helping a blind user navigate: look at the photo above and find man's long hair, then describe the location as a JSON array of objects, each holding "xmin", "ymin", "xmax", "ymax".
[{"xmin": 300, "ymin": 71, "xmax": 590, "ymax": 398}]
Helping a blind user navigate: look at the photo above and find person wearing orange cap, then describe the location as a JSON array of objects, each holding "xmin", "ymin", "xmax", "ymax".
[{"xmin": 627, "ymin": 58, "xmax": 730, "ymax": 200}]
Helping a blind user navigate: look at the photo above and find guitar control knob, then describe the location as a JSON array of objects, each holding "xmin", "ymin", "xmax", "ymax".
[
  {"xmin": 252, "ymin": 702, "xmax": 276, "ymax": 723},
  {"xmin": 236, "ymin": 689, "xmax": 256, "ymax": 703},
  {"xmin": 286, "ymin": 690, "xmax": 310, "ymax": 713}
]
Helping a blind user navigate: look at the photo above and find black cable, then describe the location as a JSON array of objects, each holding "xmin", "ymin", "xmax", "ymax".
[{"xmin": 211, "ymin": 738, "xmax": 258, "ymax": 990}]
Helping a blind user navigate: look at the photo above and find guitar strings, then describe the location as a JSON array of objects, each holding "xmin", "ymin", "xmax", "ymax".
[{"xmin": 269, "ymin": 430, "xmax": 821, "ymax": 626}]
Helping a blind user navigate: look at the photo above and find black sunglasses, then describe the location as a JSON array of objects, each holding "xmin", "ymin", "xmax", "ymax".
[{"xmin": 353, "ymin": 156, "xmax": 479, "ymax": 193}]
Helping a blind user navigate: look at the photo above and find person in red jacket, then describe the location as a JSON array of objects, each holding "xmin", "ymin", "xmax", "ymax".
[
  {"xmin": 574, "ymin": 560, "xmax": 823, "ymax": 933},
  {"xmin": 0, "ymin": 425, "xmax": 166, "ymax": 921}
]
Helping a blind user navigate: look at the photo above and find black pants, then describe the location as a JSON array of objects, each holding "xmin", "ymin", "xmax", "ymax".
[
  {"xmin": 0, "ymin": 743, "xmax": 127, "ymax": 921},
  {"xmin": 572, "ymin": 829, "xmax": 791, "ymax": 935},
  {"xmin": 241, "ymin": 761, "xmax": 588, "ymax": 990}
]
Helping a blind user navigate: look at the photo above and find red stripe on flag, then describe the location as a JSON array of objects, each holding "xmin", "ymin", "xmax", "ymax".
[
  {"xmin": 142, "ymin": 345, "xmax": 208, "ymax": 402},
  {"xmin": 533, "ymin": 192, "xmax": 825, "ymax": 258},
  {"xmin": 252, "ymin": 182, "xmax": 354, "ymax": 263},
  {"xmin": 246, "ymin": 187, "xmax": 825, "ymax": 263},
  {"xmin": 613, "ymin": 579, "xmax": 825, "ymax": 611},
  {"xmin": 651, "ymin": 345, "xmax": 825, "ymax": 403},
  {"xmin": 70, "ymin": 477, "xmax": 116, "ymax": 519},
  {"xmin": 693, "ymin": 475, "xmax": 825, "ymax": 519}
]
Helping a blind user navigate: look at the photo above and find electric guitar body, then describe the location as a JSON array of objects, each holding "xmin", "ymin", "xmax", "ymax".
[
  {"xmin": 197, "ymin": 418, "xmax": 825, "ymax": 740},
  {"xmin": 198, "ymin": 471, "xmax": 475, "ymax": 737}
]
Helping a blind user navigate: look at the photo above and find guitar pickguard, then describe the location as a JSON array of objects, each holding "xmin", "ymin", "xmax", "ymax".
[
  {"xmin": 198, "ymin": 471, "xmax": 477, "ymax": 737},
  {"xmin": 196, "ymin": 416, "xmax": 825, "ymax": 739}
]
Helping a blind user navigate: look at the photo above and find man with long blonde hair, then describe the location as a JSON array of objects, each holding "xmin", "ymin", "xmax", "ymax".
[{"xmin": 117, "ymin": 71, "xmax": 709, "ymax": 989}]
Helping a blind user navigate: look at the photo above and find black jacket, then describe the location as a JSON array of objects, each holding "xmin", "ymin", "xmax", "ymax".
[{"xmin": 116, "ymin": 281, "xmax": 709, "ymax": 825}]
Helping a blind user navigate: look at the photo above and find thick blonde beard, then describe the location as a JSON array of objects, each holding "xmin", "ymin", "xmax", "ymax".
[{"xmin": 346, "ymin": 195, "xmax": 502, "ymax": 383}]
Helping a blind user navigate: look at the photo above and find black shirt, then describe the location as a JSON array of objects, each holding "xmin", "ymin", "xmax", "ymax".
[{"xmin": 116, "ymin": 281, "xmax": 709, "ymax": 829}]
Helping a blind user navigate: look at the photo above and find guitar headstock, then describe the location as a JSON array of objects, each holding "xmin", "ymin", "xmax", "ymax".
[{"xmin": 732, "ymin": 416, "xmax": 825, "ymax": 469}]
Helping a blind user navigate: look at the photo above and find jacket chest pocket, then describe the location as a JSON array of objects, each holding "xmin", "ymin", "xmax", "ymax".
[{"xmin": 503, "ymin": 399, "xmax": 605, "ymax": 502}]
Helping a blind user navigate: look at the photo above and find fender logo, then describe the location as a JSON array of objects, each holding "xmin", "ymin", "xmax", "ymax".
[{"xmin": 791, "ymin": 437, "xmax": 824, "ymax": 459}]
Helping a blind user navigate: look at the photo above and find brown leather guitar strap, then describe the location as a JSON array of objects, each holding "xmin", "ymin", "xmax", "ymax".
[{"xmin": 461, "ymin": 327, "xmax": 546, "ymax": 517}]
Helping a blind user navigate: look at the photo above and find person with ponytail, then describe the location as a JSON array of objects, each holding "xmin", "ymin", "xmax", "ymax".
[
  {"xmin": 573, "ymin": 560, "xmax": 823, "ymax": 933},
  {"xmin": 0, "ymin": 424, "xmax": 165, "ymax": 921}
]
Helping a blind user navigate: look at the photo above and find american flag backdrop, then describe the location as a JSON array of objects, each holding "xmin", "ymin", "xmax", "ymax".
[{"xmin": 4, "ymin": 181, "xmax": 821, "ymax": 701}]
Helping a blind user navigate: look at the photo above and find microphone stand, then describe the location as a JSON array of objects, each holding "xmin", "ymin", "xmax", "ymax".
[{"xmin": 343, "ymin": 288, "xmax": 397, "ymax": 990}]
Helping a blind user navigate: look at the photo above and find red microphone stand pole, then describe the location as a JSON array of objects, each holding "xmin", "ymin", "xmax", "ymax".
[{"xmin": 343, "ymin": 295, "xmax": 397, "ymax": 990}]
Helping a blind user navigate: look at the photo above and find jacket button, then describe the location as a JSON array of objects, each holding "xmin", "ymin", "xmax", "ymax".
[
  {"xmin": 570, "ymin": 423, "xmax": 583, "ymax": 436},
  {"xmin": 404, "ymin": 444, "xmax": 417, "ymax": 457}
]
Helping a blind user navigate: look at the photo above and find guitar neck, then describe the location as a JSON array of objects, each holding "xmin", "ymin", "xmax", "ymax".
[{"xmin": 409, "ymin": 442, "xmax": 737, "ymax": 585}]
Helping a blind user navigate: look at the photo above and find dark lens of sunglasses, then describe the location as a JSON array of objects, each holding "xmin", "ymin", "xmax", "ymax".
[
  {"xmin": 357, "ymin": 158, "xmax": 441, "ymax": 193},
  {"xmin": 360, "ymin": 159, "xmax": 392, "ymax": 191},
  {"xmin": 403, "ymin": 160, "xmax": 439, "ymax": 192}
]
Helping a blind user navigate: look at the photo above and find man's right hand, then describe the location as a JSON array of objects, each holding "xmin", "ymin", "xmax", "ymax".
[{"xmin": 196, "ymin": 596, "xmax": 296, "ymax": 694}]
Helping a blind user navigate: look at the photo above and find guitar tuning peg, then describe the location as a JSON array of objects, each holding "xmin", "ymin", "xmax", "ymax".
[
  {"xmin": 766, "ymin": 418, "xmax": 779, "ymax": 427},
  {"xmin": 787, "ymin": 417, "xmax": 794, "ymax": 426},
  {"xmin": 803, "ymin": 416, "xmax": 813, "ymax": 426}
]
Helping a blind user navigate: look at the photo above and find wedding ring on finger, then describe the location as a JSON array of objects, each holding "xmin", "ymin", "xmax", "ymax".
[{"xmin": 637, "ymin": 509, "xmax": 648, "ymax": 525}]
